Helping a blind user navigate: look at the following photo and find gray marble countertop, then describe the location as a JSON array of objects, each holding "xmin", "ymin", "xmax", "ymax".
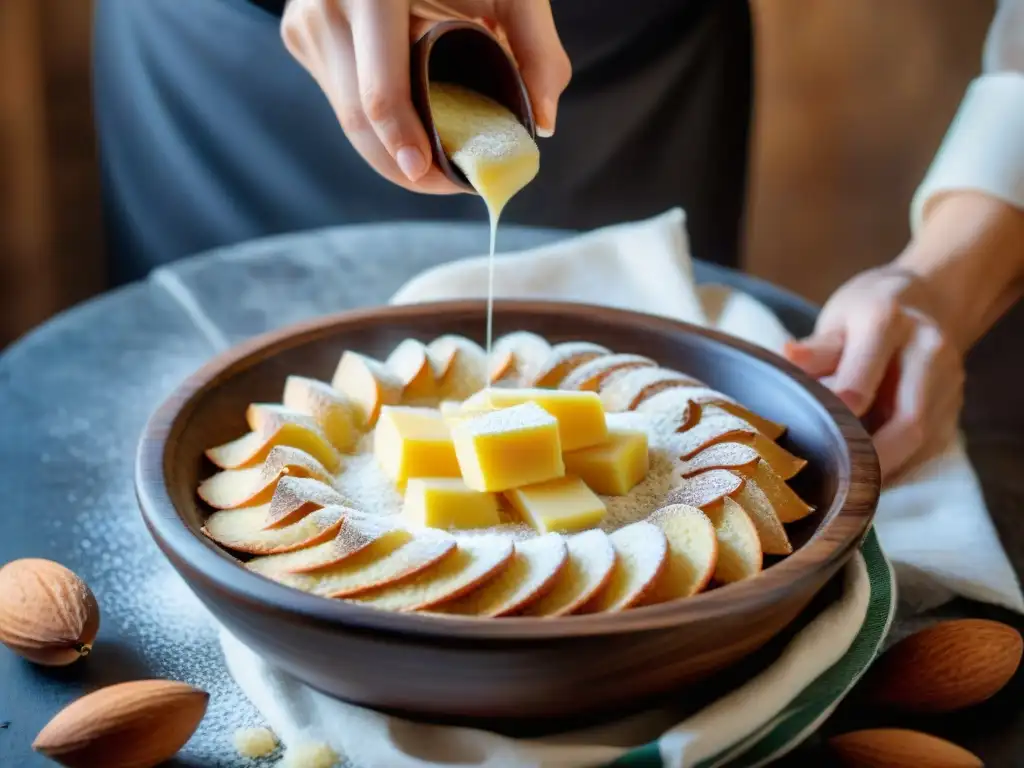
[{"xmin": 1, "ymin": 222, "xmax": 1021, "ymax": 767}]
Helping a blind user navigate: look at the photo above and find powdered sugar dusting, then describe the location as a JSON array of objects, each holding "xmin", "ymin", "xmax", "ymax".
[
  {"xmin": 332, "ymin": 441, "xmax": 404, "ymax": 521},
  {"xmin": 457, "ymin": 401, "xmax": 555, "ymax": 436},
  {"xmin": 66, "ymin": 490, "xmax": 273, "ymax": 767}
]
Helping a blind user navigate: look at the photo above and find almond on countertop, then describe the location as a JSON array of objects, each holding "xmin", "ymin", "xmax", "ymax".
[
  {"xmin": 0, "ymin": 558, "xmax": 99, "ymax": 667},
  {"xmin": 828, "ymin": 728, "xmax": 982, "ymax": 768},
  {"xmin": 33, "ymin": 679, "xmax": 209, "ymax": 768},
  {"xmin": 867, "ymin": 618, "xmax": 1022, "ymax": 713}
]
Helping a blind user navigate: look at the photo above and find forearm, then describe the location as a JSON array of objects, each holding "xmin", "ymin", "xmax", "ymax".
[{"xmin": 896, "ymin": 191, "xmax": 1024, "ymax": 352}]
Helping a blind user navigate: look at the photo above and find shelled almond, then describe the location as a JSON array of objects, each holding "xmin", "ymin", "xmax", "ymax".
[
  {"xmin": 867, "ymin": 618, "xmax": 1022, "ymax": 713},
  {"xmin": 33, "ymin": 680, "xmax": 209, "ymax": 768},
  {"xmin": 828, "ymin": 728, "xmax": 981, "ymax": 768}
]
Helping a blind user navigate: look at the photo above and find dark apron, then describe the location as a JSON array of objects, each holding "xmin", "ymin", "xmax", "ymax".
[{"xmin": 93, "ymin": 0, "xmax": 753, "ymax": 285}]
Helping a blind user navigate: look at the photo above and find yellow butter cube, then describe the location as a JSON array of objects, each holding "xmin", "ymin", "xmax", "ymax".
[
  {"xmin": 439, "ymin": 400, "xmax": 463, "ymax": 417},
  {"xmin": 451, "ymin": 402, "xmax": 564, "ymax": 492},
  {"xmin": 563, "ymin": 428, "xmax": 649, "ymax": 496},
  {"xmin": 462, "ymin": 388, "xmax": 608, "ymax": 451},
  {"xmin": 504, "ymin": 475, "xmax": 606, "ymax": 534},
  {"xmin": 374, "ymin": 406, "xmax": 461, "ymax": 486},
  {"xmin": 403, "ymin": 478, "xmax": 501, "ymax": 530}
]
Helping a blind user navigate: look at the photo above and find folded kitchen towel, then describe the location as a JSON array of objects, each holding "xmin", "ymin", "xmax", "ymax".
[{"xmin": 219, "ymin": 207, "xmax": 1022, "ymax": 768}]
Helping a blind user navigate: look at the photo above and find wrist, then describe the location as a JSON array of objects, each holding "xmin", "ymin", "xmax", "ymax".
[{"xmin": 895, "ymin": 191, "xmax": 1024, "ymax": 352}]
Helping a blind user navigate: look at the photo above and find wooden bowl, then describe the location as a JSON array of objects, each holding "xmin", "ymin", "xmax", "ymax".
[
  {"xmin": 410, "ymin": 20, "xmax": 537, "ymax": 192},
  {"xmin": 136, "ymin": 300, "xmax": 878, "ymax": 727}
]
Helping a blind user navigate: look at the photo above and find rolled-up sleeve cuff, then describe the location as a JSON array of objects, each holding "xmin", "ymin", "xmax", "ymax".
[{"xmin": 911, "ymin": 72, "xmax": 1024, "ymax": 234}]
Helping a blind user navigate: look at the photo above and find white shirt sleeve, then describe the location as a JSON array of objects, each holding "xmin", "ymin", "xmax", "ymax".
[{"xmin": 910, "ymin": 0, "xmax": 1024, "ymax": 233}]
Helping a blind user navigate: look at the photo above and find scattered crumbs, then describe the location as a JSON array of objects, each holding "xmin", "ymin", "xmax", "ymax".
[
  {"xmin": 234, "ymin": 726, "xmax": 278, "ymax": 759},
  {"xmin": 281, "ymin": 741, "xmax": 341, "ymax": 768}
]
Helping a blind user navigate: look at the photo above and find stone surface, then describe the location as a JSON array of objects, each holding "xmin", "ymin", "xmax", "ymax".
[{"xmin": 0, "ymin": 222, "xmax": 1019, "ymax": 767}]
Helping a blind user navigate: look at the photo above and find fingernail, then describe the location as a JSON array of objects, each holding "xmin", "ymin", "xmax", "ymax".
[
  {"xmin": 397, "ymin": 146, "xmax": 428, "ymax": 181},
  {"xmin": 536, "ymin": 99, "xmax": 556, "ymax": 137}
]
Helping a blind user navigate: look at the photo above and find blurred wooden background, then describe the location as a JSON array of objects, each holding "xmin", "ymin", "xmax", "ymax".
[{"xmin": 0, "ymin": 0, "xmax": 996, "ymax": 347}]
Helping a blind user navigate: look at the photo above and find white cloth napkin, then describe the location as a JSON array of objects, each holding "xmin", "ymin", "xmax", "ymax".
[{"xmin": 220, "ymin": 207, "xmax": 1023, "ymax": 767}]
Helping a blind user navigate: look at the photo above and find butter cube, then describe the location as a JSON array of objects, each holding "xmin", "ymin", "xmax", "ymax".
[
  {"xmin": 374, "ymin": 406, "xmax": 461, "ymax": 486},
  {"xmin": 462, "ymin": 388, "xmax": 608, "ymax": 451},
  {"xmin": 505, "ymin": 475, "xmax": 606, "ymax": 534},
  {"xmin": 451, "ymin": 402, "xmax": 564, "ymax": 492},
  {"xmin": 403, "ymin": 478, "xmax": 501, "ymax": 530},
  {"xmin": 563, "ymin": 428, "xmax": 650, "ymax": 496},
  {"xmin": 439, "ymin": 400, "xmax": 464, "ymax": 419}
]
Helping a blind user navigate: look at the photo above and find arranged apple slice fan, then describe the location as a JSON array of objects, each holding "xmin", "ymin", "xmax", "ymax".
[{"xmin": 196, "ymin": 332, "xmax": 813, "ymax": 618}]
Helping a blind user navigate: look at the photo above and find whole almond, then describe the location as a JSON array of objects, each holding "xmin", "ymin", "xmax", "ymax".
[
  {"xmin": 868, "ymin": 618, "xmax": 1022, "ymax": 713},
  {"xmin": 829, "ymin": 728, "xmax": 981, "ymax": 767},
  {"xmin": 0, "ymin": 559, "xmax": 100, "ymax": 666},
  {"xmin": 33, "ymin": 679, "xmax": 209, "ymax": 768}
]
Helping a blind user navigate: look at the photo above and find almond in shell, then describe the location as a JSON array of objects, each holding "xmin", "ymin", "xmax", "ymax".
[
  {"xmin": 828, "ymin": 728, "xmax": 981, "ymax": 768},
  {"xmin": 867, "ymin": 618, "xmax": 1022, "ymax": 713},
  {"xmin": 0, "ymin": 559, "xmax": 99, "ymax": 667},
  {"xmin": 33, "ymin": 679, "xmax": 209, "ymax": 768}
]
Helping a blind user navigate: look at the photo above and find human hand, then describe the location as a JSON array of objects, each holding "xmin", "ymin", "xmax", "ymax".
[
  {"xmin": 281, "ymin": 0, "xmax": 571, "ymax": 193},
  {"xmin": 783, "ymin": 265, "xmax": 965, "ymax": 484}
]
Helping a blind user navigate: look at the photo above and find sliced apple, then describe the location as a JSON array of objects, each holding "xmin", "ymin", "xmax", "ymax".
[
  {"xmin": 733, "ymin": 459, "xmax": 815, "ymax": 523},
  {"xmin": 704, "ymin": 497, "xmax": 762, "ymax": 583},
  {"xmin": 264, "ymin": 476, "xmax": 349, "ymax": 529},
  {"xmin": 521, "ymin": 341, "xmax": 610, "ymax": 388},
  {"xmin": 205, "ymin": 405, "xmax": 340, "ymax": 472},
  {"xmin": 233, "ymin": 403, "xmax": 343, "ymax": 471},
  {"xmin": 488, "ymin": 331, "xmax": 552, "ymax": 384},
  {"xmin": 638, "ymin": 386, "xmax": 737, "ymax": 431},
  {"xmin": 717, "ymin": 403, "xmax": 785, "ymax": 440},
  {"xmin": 386, "ymin": 338, "xmax": 438, "ymax": 403},
  {"xmin": 252, "ymin": 529, "xmax": 457, "ymax": 597},
  {"xmin": 438, "ymin": 534, "xmax": 568, "ymax": 617},
  {"xmin": 582, "ymin": 521, "xmax": 668, "ymax": 613},
  {"xmin": 238, "ymin": 513, "xmax": 399, "ymax": 573},
  {"xmin": 727, "ymin": 474, "xmax": 793, "ymax": 556},
  {"xmin": 649, "ymin": 385, "xmax": 785, "ymax": 439},
  {"xmin": 643, "ymin": 504, "xmax": 718, "ymax": 603},
  {"xmin": 558, "ymin": 353, "xmax": 656, "ymax": 392},
  {"xmin": 427, "ymin": 335, "xmax": 488, "ymax": 400},
  {"xmin": 352, "ymin": 535, "xmax": 515, "ymax": 612},
  {"xmin": 676, "ymin": 404, "xmax": 760, "ymax": 459},
  {"xmin": 331, "ymin": 351, "xmax": 403, "ymax": 428},
  {"xmin": 635, "ymin": 388, "xmax": 701, "ymax": 432},
  {"xmin": 203, "ymin": 504, "xmax": 348, "ymax": 555},
  {"xmin": 197, "ymin": 446, "xmax": 332, "ymax": 510},
  {"xmin": 733, "ymin": 432, "xmax": 806, "ymax": 480},
  {"xmin": 678, "ymin": 442, "xmax": 761, "ymax": 477},
  {"xmin": 600, "ymin": 368, "xmax": 703, "ymax": 413},
  {"xmin": 521, "ymin": 529, "xmax": 616, "ymax": 617},
  {"xmin": 663, "ymin": 468, "xmax": 743, "ymax": 509},
  {"xmin": 282, "ymin": 375, "xmax": 361, "ymax": 452},
  {"xmin": 427, "ymin": 335, "xmax": 480, "ymax": 377}
]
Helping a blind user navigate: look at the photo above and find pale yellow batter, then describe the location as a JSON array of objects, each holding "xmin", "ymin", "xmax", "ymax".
[{"xmin": 428, "ymin": 82, "xmax": 540, "ymax": 363}]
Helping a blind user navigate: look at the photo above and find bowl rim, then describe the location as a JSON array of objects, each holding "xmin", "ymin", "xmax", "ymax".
[{"xmin": 136, "ymin": 299, "xmax": 879, "ymax": 641}]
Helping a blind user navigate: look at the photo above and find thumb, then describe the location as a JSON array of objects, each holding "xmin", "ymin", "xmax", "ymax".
[
  {"xmin": 783, "ymin": 330, "xmax": 844, "ymax": 378},
  {"xmin": 497, "ymin": 0, "xmax": 571, "ymax": 136}
]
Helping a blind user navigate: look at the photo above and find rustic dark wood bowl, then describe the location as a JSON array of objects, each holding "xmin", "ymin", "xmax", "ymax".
[
  {"xmin": 410, "ymin": 20, "xmax": 537, "ymax": 192},
  {"xmin": 136, "ymin": 300, "xmax": 879, "ymax": 728}
]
